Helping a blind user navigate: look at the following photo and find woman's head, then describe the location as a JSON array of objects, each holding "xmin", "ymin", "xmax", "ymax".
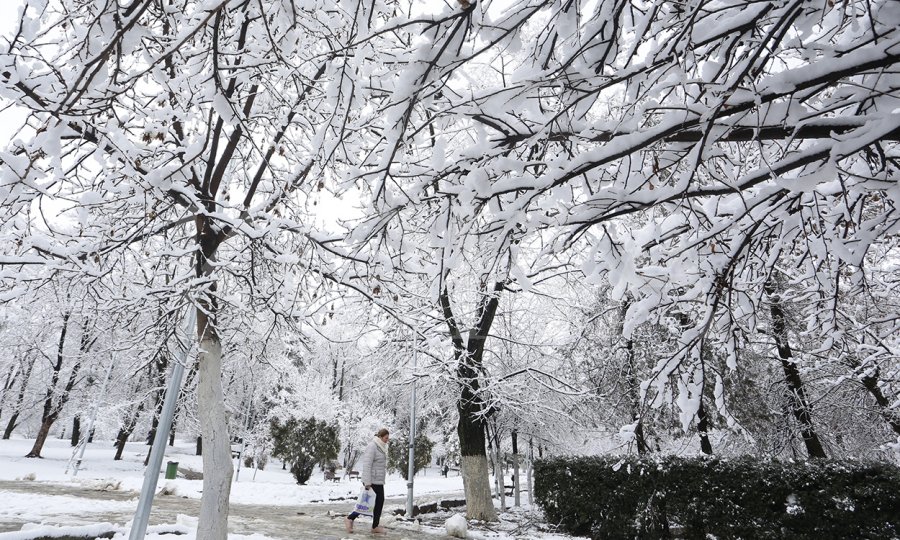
[{"xmin": 376, "ymin": 428, "xmax": 389, "ymax": 441}]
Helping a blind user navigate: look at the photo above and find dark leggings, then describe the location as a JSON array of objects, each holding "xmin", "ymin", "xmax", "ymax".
[{"xmin": 348, "ymin": 484, "xmax": 385, "ymax": 528}]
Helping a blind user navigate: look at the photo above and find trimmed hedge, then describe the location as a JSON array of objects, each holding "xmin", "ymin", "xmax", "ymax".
[{"xmin": 534, "ymin": 456, "xmax": 900, "ymax": 539}]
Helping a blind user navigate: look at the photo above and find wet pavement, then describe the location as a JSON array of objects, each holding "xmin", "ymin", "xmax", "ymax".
[{"xmin": 0, "ymin": 480, "xmax": 457, "ymax": 539}]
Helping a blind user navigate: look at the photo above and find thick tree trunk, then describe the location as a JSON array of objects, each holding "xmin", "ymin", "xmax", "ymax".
[
  {"xmin": 441, "ymin": 283, "xmax": 501, "ymax": 522},
  {"xmin": 196, "ymin": 316, "xmax": 232, "ymax": 540},
  {"xmin": 766, "ymin": 281, "xmax": 827, "ymax": 459},
  {"xmin": 458, "ymin": 394, "xmax": 495, "ymax": 520},
  {"xmin": 27, "ymin": 416, "xmax": 57, "ymax": 458}
]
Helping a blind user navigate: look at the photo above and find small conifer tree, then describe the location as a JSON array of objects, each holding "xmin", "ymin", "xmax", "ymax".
[
  {"xmin": 388, "ymin": 431, "xmax": 434, "ymax": 480},
  {"xmin": 270, "ymin": 417, "xmax": 339, "ymax": 484}
]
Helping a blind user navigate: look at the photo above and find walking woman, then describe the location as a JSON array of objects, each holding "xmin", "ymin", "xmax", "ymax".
[{"xmin": 346, "ymin": 428, "xmax": 390, "ymax": 534}]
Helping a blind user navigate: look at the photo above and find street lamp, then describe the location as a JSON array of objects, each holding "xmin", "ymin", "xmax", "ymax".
[
  {"xmin": 129, "ymin": 307, "xmax": 195, "ymax": 540},
  {"xmin": 405, "ymin": 342, "xmax": 417, "ymax": 518}
]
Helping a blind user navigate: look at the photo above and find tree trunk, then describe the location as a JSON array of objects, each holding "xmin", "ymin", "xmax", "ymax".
[
  {"xmin": 845, "ymin": 356, "xmax": 900, "ymax": 436},
  {"xmin": 0, "ymin": 362, "xmax": 20, "ymax": 423},
  {"xmin": 441, "ymin": 282, "xmax": 502, "ymax": 522},
  {"xmin": 196, "ymin": 311, "xmax": 233, "ymax": 539},
  {"xmin": 3, "ymin": 354, "xmax": 34, "ymax": 439},
  {"xmin": 145, "ymin": 348, "xmax": 170, "ymax": 446},
  {"xmin": 526, "ymin": 438, "xmax": 533, "ymax": 505},
  {"xmin": 2, "ymin": 411, "xmax": 20, "ymax": 440},
  {"xmin": 619, "ymin": 301, "xmax": 650, "ymax": 455},
  {"xmin": 674, "ymin": 312, "xmax": 714, "ymax": 455},
  {"xmin": 511, "ymin": 430, "xmax": 520, "ymax": 507},
  {"xmin": 115, "ymin": 401, "xmax": 145, "ymax": 461},
  {"xmin": 26, "ymin": 311, "xmax": 72, "ymax": 458},
  {"xmin": 697, "ymin": 399, "xmax": 713, "ymax": 455},
  {"xmin": 458, "ymin": 417, "xmax": 496, "ymax": 521},
  {"xmin": 27, "ymin": 415, "xmax": 57, "ymax": 458},
  {"xmin": 766, "ymin": 281, "xmax": 827, "ymax": 459},
  {"xmin": 71, "ymin": 416, "xmax": 81, "ymax": 447},
  {"xmin": 488, "ymin": 422, "xmax": 505, "ymax": 510}
]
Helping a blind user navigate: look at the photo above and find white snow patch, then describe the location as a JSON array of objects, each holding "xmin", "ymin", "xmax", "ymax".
[{"xmin": 446, "ymin": 513, "xmax": 468, "ymax": 538}]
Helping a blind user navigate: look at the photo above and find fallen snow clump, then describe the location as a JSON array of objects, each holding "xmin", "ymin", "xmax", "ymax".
[{"xmin": 445, "ymin": 513, "xmax": 468, "ymax": 538}]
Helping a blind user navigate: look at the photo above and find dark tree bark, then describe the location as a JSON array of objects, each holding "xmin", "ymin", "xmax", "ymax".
[
  {"xmin": 618, "ymin": 301, "xmax": 650, "ymax": 455},
  {"xmin": 3, "ymin": 353, "xmax": 35, "ymax": 440},
  {"xmin": 847, "ymin": 356, "xmax": 900, "ymax": 436},
  {"xmin": 0, "ymin": 362, "xmax": 19, "ymax": 423},
  {"xmin": 26, "ymin": 311, "xmax": 74, "ymax": 458},
  {"xmin": 71, "ymin": 416, "xmax": 81, "ymax": 447},
  {"xmin": 674, "ymin": 312, "xmax": 714, "ymax": 455},
  {"xmin": 27, "ymin": 315, "xmax": 95, "ymax": 457},
  {"xmin": 145, "ymin": 347, "xmax": 170, "ymax": 446},
  {"xmin": 765, "ymin": 280, "xmax": 827, "ymax": 459},
  {"xmin": 115, "ymin": 400, "xmax": 145, "ymax": 461},
  {"xmin": 696, "ymin": 399, "xmax": 713, "ymax": 455},
  {"xmin": 440, "ymin": 281, "xmax": 503, "ymax": 521}
]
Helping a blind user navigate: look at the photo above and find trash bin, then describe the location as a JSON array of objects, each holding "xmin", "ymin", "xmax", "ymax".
[{"xmin": 165, "ymin": 461, "xmax": 178, "ymax": 479}]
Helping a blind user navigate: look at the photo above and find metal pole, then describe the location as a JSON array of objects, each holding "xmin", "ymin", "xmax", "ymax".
[
  {"xmin": 234, "ymin": 373, "xmax": 255, "ymax": 482},
  {"xmin": 405, "ymin": 345, "xmax": 417, "ymax": 518},
  {"xmin": 129, "ymin": 307, "xmax": 196, "ymax": 540}
]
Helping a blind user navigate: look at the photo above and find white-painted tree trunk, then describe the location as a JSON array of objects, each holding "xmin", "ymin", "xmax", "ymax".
[
  {"xmin": 461, "ymin": 455, "xmax": 497, "ymax": 521},
  {"xmin": 513, "ymin": 452, "xmax": 520, "ymax": 507},
  {"xmin": 196, "ymin": 332, "xmax": 232, "ymax": 540},
  {"xmin": 493, "ymin": 444, "xmax": 506, "ymax": 510},
  {"xmin": 526, "ymin": 439, "xmax": 533, "ymax": 505}
]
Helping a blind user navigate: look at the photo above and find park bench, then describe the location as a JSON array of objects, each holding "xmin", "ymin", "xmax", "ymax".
[
  {"xmin": 347, "ymin": 470, "xmax": 360, "ymax": 480},
  {"xmin": 324, "ymin": 470, "xmax": 340, "ymax": 482}
]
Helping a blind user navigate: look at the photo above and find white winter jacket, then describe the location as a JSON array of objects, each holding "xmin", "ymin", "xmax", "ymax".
[{"xmin": 359, "ymin": 438, "xmax": 387, "ymax": 485}]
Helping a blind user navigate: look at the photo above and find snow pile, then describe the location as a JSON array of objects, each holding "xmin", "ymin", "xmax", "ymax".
[
  {"xmin": 83, "ymin": 478, "xmax": 122, "ymax": 491},
  {"xmin": 445, "ymin": 513, "xmax": 468, "ymax": 538},
  {"xmin": 5, "ymin": 522, "xmax": 119, "ymax": 540}
]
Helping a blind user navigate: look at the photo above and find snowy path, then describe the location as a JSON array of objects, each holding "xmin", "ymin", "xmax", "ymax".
[{"xmin": 0, "ymin": 480, "xmax": 457, "ymax": 539}]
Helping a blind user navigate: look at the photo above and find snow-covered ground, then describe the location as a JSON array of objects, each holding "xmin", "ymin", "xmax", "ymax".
[{"xmin": 0, "ymin": 436, "xmax": 579, "ymax": 540}]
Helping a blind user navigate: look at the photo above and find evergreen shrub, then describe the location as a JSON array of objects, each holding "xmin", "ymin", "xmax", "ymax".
[
  {"xmin": 388, "ymin": 432, "xmax": 434, "ymax": 479},
  {"xmin": 269, "ymin": 417, "xmax": 339, "ymax": 484},
  {"xmin": 534, "ymin": 455, "xmax": 900, "ymax": 539}
]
